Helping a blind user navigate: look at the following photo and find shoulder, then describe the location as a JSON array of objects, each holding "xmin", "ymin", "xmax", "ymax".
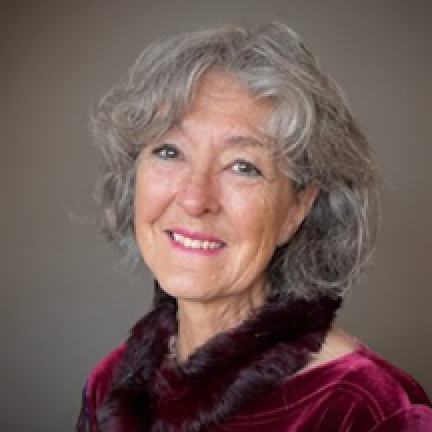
[
  {"xmin": 328, "ymin": 342, "xmax": 430, "ymax": 409},
  {"xmin": 84, "ymin": 343, "xmax": 127, "ymax": 408},
  {"xmin": 293, "ymin": 339, "xmax": 432, "ymax": 430},
  {"xmin": 77, "ymin": 343, "xmax": 127, "ymax": 430},
  {"xmin": 309, "ymin": 328, "xmax": 430, "ymax": 408},
  {"xmin": 228, "ymin": 336, "xmax": 432, "ymax": 431}
]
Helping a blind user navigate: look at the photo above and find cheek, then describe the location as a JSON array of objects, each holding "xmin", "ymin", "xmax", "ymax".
[
  {"xmin": 223, "ymin": 180, "xmax": 299, "ymax": 248},
  {"xmin": 223, "ymin": 184, "xmax": 280, "ymax": 240},
  {"xmin": 134, "ymin": 167, "xmax": 175, "ymax": 226}
]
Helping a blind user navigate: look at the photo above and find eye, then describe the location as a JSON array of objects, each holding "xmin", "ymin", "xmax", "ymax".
[
  {"xmin": 151, "ymin": 143, "xmax": 181, "ymax": 160},
  {"xmin": 231, "ymin": 159, "xmax": 262, "ymax": 177}
]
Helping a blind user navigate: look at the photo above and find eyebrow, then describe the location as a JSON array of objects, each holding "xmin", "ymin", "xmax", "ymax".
[
  {"xmin": 172, "ymin": 123, "xmax": 271, "ymax": 149},
  {"xmin": 224, "ymin": 136, "xmax": 269, "ymax": 149}
]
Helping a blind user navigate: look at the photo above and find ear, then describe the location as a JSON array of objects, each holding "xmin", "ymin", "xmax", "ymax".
[{"xmin": 277, "ymin": 185, "xmax": 319, "ymax": 246}]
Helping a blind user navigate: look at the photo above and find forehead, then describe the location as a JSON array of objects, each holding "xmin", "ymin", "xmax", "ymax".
[{"xmin": 183, "ymin": 69, "xmax": 274, "ymax": 133}]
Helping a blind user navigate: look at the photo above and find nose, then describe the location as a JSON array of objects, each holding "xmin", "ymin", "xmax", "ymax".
[{"xmin": 176, "ymin": 167, "xmax": 221, "ymax": 217}]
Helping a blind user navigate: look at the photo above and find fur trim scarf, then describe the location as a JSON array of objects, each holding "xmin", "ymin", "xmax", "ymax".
[{"xmin": 95, "ymin": 293, "xmax": 341, "ymax": 431}]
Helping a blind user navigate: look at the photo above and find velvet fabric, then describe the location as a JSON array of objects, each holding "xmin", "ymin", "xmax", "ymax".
[{"xmin": 76, "ymin": 295, "xmax": 432, "ymax": 431}]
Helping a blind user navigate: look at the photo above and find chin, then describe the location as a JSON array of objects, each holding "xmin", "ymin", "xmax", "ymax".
[{"xmin": 157, "ymin": 277, "xmax": 213, "ymax": 302}]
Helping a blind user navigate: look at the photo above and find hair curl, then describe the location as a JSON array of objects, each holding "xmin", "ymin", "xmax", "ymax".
[{"xmin": 91, "ymin": 22, "xmax": 380, "ymax": 300}]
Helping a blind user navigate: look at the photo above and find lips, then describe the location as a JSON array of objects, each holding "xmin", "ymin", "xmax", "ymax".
[{"xmin": 166, "ymin": 229, "xmax": 226, "ymax": 251}]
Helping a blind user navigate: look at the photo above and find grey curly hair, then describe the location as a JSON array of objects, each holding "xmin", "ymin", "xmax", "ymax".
[{"xmin": 91, "ymin": 22, "xmax": 380, "ymax": 300}]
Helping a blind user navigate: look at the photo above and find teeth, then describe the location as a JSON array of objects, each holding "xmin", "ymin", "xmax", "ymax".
[{"xmin": 172, "ymin": 232, "xmax": 223, "ymax": 250}]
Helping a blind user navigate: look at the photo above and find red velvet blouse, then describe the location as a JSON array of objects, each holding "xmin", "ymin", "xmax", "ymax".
[{"xmin": 78, "ymin": 342, "xmax": 432, "ymax": 431}]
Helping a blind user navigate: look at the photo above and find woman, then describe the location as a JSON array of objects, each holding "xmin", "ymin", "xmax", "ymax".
[{"xmin": 77, "ymin": 22, "xmax": 432, "ymax": 431}]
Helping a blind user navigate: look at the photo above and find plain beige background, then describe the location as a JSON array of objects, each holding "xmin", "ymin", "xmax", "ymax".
[{"xmin": 1, "ymin": 1, "xmax": 431, "ymax": 431}]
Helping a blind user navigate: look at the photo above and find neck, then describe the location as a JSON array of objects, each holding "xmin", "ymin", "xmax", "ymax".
[{"xmin": 175, "ymin": 283, "xmax": 269, "ymax": 362}]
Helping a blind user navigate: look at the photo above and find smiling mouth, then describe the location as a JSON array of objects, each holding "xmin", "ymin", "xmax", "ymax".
[{"xmin": 166, "ymin": 230, "xmax": 226, "ymax": 251}]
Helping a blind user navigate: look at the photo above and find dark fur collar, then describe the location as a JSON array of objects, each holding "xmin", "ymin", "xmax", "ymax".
[{"xmin": 97, "ymin": 293, "xmax": 341, "ymax": 431}]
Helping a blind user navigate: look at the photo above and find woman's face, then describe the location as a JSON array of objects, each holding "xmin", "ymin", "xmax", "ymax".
[{"xmin": 134, "ymin": 70, "xmax": 316, "ymax": 305}]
